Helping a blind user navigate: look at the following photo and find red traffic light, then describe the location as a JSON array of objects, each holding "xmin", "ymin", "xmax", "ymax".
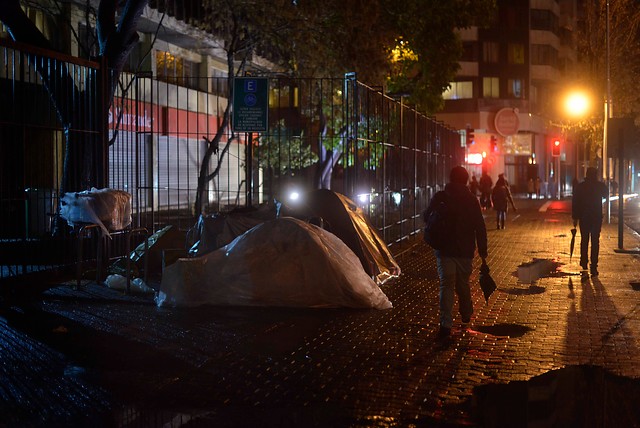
[{"xmin": 552, "ymin": 139, "xmax": 561, "ymax": 157}]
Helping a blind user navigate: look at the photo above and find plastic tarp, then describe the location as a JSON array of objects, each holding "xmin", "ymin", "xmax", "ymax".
[
  {"xmin": 188, "ymin": 203, "xmax": 280, "ymax": 256},
  {"xmin": 303, "ymin": 190, "xmax": 400, "ymax": 285},
  {"xmin": 188, "ymin": 191, "xmax": 401, "ymax": 285},
  {"xmin": 60, "ymin": 188, "xmax": 131, "ymax": 236},
  {"xmin": 157, "ymin": 217, "xmax": 392, "ymax": 310}
]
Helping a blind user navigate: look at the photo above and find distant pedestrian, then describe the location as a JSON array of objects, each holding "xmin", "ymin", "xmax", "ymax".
[
  {"xmin": 425, "ymin": 166, "xmax": 488, "ymax": 338},
  {"xmin": 611, "ymin": 179, "xmax": 619, "ymax": 196},
  {"xmin": 491, "ymin": 173, "xmax": 517, "ymax": 229},
  {"xmin": 527, "ymin": 178, "xmax": 534, "ymax": 199},
  {"xmin": 549, "ymin": 177, "xmax": 557, "ymax": 199},
  {"xmin": 469, "ymin": 175, "xmax": 479, "ymax": 198},
  {"xmin": 479, "ymin": 171, "xmax": 493, "ymax": 210},
  {"xmin": 535, "ymin": 177, "xmax": 541, "ymax": 199},
  {"xmin": 572, "ymin": 167, "xmax": 608, "ymax": 276}
]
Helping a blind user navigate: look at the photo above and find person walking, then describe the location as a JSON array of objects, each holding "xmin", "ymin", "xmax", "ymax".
[
  {"xmin": 479, "ymin": 171, "xmax": 493, "ymax": 210},
  {"xmin": 469, "ymin": 175, "xmax": 479, "ymax": 198},
  {"xmin": 425, "ymin": 166, "xmax": 488, "ymax": 338},
  {"xmin": 491, "ymin": 173, "xmax": 517, "ymax": 229},
  {"xmin": 572, "ymin": 167, "xmax": 609, "ymax": 276}
]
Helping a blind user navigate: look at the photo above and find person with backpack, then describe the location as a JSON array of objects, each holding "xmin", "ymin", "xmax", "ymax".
[
  {"xmin": 424, "ymin": 166, "xmax": 488, "ymax": 338},
  {"xmin": 491, "ymin": 173, "xmax": 517, "ymax": 230}
]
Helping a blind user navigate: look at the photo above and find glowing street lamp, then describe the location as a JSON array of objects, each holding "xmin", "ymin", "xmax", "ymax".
[
  {"xmin": 557, "ymin": 89, "xmax": 593, "ymax": 199},
  {"xmin": 563, "ymin": 89, "xmax": 593, "ymax": 174},
  {"xmin": 564, "ymin": 91, "xmax": 591, "ymax": 118}
]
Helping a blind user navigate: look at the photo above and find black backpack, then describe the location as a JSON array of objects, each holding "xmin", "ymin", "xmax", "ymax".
[{"xmin": 423, "ymin": 191, "xmax": 451, "ymax": 250}]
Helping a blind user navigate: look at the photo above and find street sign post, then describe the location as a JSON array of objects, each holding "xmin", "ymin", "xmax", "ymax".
[
  {"xmin": 608, "ymin": 118, "xmax": 638, "ymax": 250},
  {"xmin": 232, "ymin": 77, "xmax": 268, "ymax": 132}
]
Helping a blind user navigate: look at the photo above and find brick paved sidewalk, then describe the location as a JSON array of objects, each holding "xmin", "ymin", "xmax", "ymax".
[{"xmin": 1, "ymin": 197, "xmax": 640, "ymax": 427}]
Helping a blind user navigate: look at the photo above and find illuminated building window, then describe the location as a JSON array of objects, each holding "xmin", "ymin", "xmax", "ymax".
[
  {"xmin": 483, "ymin": 77, "xmax": 499, "ymax": 98},
  {"xmin": 443, "ymin": 81, "xmax": 473, "ymax": 100},
  {"xmin": 156, "ymin": 51, "xmax": 199, "ymax": 89},
  {"xmin": 508, "ymin": 79, "xmax": 523, "ymax": 98}
]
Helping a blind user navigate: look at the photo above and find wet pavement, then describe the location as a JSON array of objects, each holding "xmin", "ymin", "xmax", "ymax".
[{"xmin": 2, "ymin": 197, "xmax": 640, "ymax": 427}]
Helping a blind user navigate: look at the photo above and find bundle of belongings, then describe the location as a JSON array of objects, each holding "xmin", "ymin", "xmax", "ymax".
[{"xmin": 59, "ymin": 188, "xmax": 131, "ymax": 237}]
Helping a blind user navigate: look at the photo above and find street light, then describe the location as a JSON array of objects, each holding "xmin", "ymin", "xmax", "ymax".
[
  {"xmin": 564, "ymin": 91, "xmax": 591, "ymax": 119},
  {"xmin": 562, "ymin": 89, "xmax": 593, "ymax": 184},
  {"xmin": 553, "ymin": 87, "xmax": 593, "ymax": 199}
]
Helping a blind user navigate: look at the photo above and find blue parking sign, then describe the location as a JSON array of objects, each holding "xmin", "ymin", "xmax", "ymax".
[{"xmin": 233, "ymin": 77, "xmax": 268, "ymax": 132}]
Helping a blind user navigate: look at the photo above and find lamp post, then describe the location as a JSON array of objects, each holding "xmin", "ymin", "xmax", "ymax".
[{"xmin": 604, "ymin": 0, "xmax": 612, "ymax": 223}]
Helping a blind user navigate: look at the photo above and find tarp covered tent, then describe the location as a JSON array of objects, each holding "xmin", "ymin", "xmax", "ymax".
[
  {"xmin": 187, "ymin": 190, "xmax": 400, "ymax": 285},
  {"xmin": 188, "ymin": 203, "xmax": 281, "ymax": 256},
  {"xmin": 158, "ymin": 217, "xmax": 392, "ymax": 309},
  {"xmin": 302, "ymin": 190, "xmax": 400, "ymax": 285}
]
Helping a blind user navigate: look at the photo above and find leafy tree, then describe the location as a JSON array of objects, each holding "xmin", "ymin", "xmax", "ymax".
[
  {"xmin": 382, "ymin": 0, "xmax": 497, "ymax": 112},
  {"xmin": 216, "ymin": 0, "xmax": 496, "ymax": 196},
  {"xmin": 569, "ymin": 0, "xmax": 640, "ymax": 163},
  {"xmin": 192, "ymin": 0, "xmax": 288, "ymax": 214},
  {"xmin": 269, "ymin": 0, "xmax": 496, "ymax": 114}
]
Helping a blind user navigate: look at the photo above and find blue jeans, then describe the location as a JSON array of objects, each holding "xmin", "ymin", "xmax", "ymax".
[
  {"xmin": 496, "ymin": 210, "xmax": 506, "ymax": 228},
  {"xmin": 436, "ymin": 256, "xmax": 473, "ymax": 329}
]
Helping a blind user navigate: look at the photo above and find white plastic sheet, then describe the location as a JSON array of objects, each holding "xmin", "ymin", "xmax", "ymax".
[
  {"xmin": 60, "ymin": 188, "xmax": 132, "ymax": 236},
  {"xmin": 158, "ymin": 217, "xmax": 392, "ymax": 309}
]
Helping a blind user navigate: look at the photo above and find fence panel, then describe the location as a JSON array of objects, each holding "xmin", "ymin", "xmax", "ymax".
[
  {"xmin": 0, "ymin": 39, "xmax": 103, "ymax": 281},
  {"xmin": 0, "ymin": 40, "xmax": 463, "ymax": 282}
]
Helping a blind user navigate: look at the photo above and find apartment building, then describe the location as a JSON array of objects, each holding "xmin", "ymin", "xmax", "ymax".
[
  {"xmin": 1, "ymin": 0, "xmax": 283, "ymax": 218},
  {"xmin": 436, "ymin": 0, "xmax": 578, "ymax": 195}
]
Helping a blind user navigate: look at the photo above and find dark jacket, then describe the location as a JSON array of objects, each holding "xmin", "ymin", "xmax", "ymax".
[
  {"xmin": 572, "ymin": 177, "xmax": 608, "ymax": 225},
  {"xmin": 479, "ymin": 174, "xmax": 492, "ymax": 194},
  {"xmin": 426, "ymin": 182, "xmax": 488, "ymax": 259},
  {"xmin": 491, "ymin": 179, "xmax": 515, "ymax": 212}
]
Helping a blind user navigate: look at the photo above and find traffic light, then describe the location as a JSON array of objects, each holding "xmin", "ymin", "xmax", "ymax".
[
  {"xmin": 552, "ymin": 139, "xmax": 561, "ymax": 157},
  {"xmin": 490, "ymin": 135, "xmax": 498, "ymax": 152},
  {"xmin": 466, "ymin": 127, "xmax": 475, "ymax": 146}
]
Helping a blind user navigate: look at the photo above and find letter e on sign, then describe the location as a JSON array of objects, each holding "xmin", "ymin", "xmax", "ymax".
[{"xmin": 245, "ymin": 80, "xmax": 257, "ymax": 92}]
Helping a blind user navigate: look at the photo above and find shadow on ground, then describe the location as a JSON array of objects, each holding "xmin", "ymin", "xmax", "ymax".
[{"xmin": 472, "ymin": 365, "xmax": 640, "ymax": 427}]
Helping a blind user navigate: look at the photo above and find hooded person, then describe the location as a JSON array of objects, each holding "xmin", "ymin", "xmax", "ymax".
[{"xmin": 425, "ymin": 165, "xmax": 489, "ymax": 338}]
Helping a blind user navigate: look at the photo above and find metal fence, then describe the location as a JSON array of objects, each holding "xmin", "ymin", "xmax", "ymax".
[{"xmin": 0, "ymin": 39, "xmax": 462, "ymax": 283}]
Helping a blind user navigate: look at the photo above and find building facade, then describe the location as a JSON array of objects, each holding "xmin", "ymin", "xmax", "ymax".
[{"xmin": 436, "ymin": 0, "xmax": 579, "ymax": 196}]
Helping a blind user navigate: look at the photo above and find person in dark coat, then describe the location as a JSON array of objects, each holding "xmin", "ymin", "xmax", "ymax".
[
  {"xmin": 572, "ymin": 167, "xmax": 609, "ymax": 276},
  {"xmin": 479, "ymin": 172, "xmax": 493, "ymax": 210},
  {"xmin": 425, "ymin": 166, "xmax": 488, "ymax": 338},
  {"xmin": 469, "ymin": 175, "xmax": 479, "ymax": 198},
  {"xmin": 491, "ymin": 174, "xmax": 517, "ymax": 229}
]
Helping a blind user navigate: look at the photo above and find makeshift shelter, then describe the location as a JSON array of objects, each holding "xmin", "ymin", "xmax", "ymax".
[
  {"xmin": 185, "ymin": 190, "xmax": 399, "ymax": 285},
  {"xmin": 188, "ymin": 203, "xmax": 281, "ymax": 256},
  {"xmin": 302, "ymin": 190, "xmax": 400, "ymax": 285},
  {"xmin": 158, "ymin": 217, "xmax": 392, "ymax": 310}
]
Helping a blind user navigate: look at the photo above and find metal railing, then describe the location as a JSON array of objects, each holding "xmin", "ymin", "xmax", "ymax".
[{"xmin": 0, "ymin": 39, "xmax": 462, "ymax": 282}]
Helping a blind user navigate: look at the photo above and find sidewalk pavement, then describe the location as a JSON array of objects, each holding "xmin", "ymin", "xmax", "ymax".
[{"xmin": 2, "ymin": 197, "xmax": 640, "ymax": 427}]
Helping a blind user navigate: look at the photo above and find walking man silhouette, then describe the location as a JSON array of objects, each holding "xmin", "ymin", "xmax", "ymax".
[{"xmin": 572, "ymin": 167, "xmax": 608, "ymax": 276}]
